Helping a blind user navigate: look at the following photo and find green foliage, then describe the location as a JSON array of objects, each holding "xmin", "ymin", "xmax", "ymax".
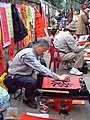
[
  {"xmin": 44, "ymin": 0, "xmax": 63, "ymax": 9},
  {"xmin": 44, "ymin": 0, "xmax": 84, "ymax": 9}
]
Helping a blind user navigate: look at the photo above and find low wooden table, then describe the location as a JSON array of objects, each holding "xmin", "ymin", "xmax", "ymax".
[
  {"xmin": 38, "ymin": 76, "xmax": 90, "ymax": 99},
  {"xmin": 38, "ymin": 76, "xmax": 90, "ymax": 112}
]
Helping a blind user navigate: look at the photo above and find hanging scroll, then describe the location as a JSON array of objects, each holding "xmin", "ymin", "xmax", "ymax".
[
  {"xmin": 0, "ymin": 25, "xmax": 6, "ymax": 74},
  {"xmin": 0, "ymin": 7, "xmax": 10, "ymax": 47},
  {"xmin": 34, "ymin": 8, "xmax": 46, "ymax": 38},
  {"xmin": 29, "ymin": 6, "xmax": 35, "ymax": 29},
  {"xmin": 6, "ymin": 3, "xmax": 14, "ymax": 38},
  {"xmin": 25, "ymin": 5, "xmax": 31, "ymax": 45},
  {"xmin": 0, "ymin": 43, "xmax": 6, "ymax": 74},
  {"xmin": 16, "ymin": 4, "xmax": 29, "ymax": 46}
]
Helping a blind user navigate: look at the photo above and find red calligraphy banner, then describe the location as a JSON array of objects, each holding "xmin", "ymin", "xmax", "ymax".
[
  {"xmin": 34, "ymin": 8, "xmax": 46, "ymax": 38},
  {"xmin": 0, "ymin": 43, "xmax": 6, "ymax": 74},
  {"xmin": 0, "ymin": 7, "xmax": 10, "ymax": 47},
  {"xmin": 8, "ymin": 38, "xmax": 14, "ymax": 61},
  {"xmin": 0, "ymin": 24, "xmax": 6, "ymax": 74},
  {"xmin": 42, "ymin": 76, "xmax": 80, "ymax": 90}
]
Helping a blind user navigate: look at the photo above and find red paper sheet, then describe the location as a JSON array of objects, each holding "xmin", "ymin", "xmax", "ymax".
[
  {"xmin": 19, "ymin": 114, "xmax": 57, "ymax": 120},
  {"xmin": 42, "ymin": 76, "xmax": 80, "ymax": 90},
  {"xmin": 0, "ymin": 42, "xmax": 6, "ymax": 74}
]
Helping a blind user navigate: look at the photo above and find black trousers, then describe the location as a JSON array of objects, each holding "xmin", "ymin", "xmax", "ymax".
[
  {"xmin": 13, "ymin": 75, "xmax": 37, "ymax": 100},
  {"xmin": 37, "ymin": 58, "xmax": 47, "ymax": 89}
]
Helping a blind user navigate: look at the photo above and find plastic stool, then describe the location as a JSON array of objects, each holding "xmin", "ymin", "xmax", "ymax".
[{"xmin": 54, "ymin": 99, "xmax": 72, "ymax": 112}]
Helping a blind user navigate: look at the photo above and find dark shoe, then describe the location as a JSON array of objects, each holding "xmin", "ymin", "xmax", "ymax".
[
  {"xmin": 23, "ymin": 99, "xmax": 37, "ymax": 109},
  {"xmin": 0, "ymin": 113, "xmax": 4, "ymax": 120},
  {"xmin": 78, "ymin": 67, "xmax": 88, "ymax": 74},
  {"xmin": 34, "ymin": 90, "xmax": 41, "ymax": 97}
]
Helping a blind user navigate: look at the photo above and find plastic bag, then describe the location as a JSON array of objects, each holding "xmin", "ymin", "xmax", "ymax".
[
  {"xmin": 5, "ymin": 107, "xmax": 18, "ymax": 120},
  {"xmin": 0, "ymin": 86, "xmax": 10, "ymax": 108}
]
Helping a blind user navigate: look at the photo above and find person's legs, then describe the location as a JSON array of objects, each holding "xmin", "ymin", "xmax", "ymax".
[
  {"xmin": 60, "ymin": 52, "xmax": 84, "ymax": 67},
  {"xmin": 60, "ymin": 52, "xmax": 84, "ymax": 75},
  {"xmin": 73, "ymin": 52, "xmax": 84, "ymax": 68},
  {"xmin": 14, "ymin": 75, "xmax": 37, "ymax": 108}
]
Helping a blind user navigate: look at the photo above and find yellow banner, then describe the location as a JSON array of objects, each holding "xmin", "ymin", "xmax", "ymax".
[{"xmin": 6, "ymin": 5, "xmax": 14, "ymax": 38}]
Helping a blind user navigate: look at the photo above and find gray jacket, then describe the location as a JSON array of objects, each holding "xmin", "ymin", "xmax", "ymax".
[
  {"xmin": 8, "ymin": 48, "xmax": 58, "ymax": 79},
  {"xmin": 53, "ymin": 31, "xmax": 86, "ymax": 53},
  {"xmin": 76, "ymin": 10, "xmax": 90, "ymax": 35}
]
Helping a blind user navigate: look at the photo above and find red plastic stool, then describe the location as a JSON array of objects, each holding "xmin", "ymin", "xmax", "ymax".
[
  {"xmin": 49, "ymin": 38, "xmax": 62, "ymax": 72},
  {"xmin": 54, "ymin": 99, "xmax": 73, "ymax": 112}
]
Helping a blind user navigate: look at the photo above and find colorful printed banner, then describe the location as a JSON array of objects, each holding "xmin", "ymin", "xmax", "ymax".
[
  {"xmin": 0, "ymin": 7, "xmax": 10, "ymax": 47},
  {"xmin": 29, "ymin": 6, "xmax": 35, "ymax": 28},
  {"xmin": 25, "ymin": 5, "xmax": 31, "ymax": 45},
  {"xmin": 34, "ymin": 8, "xmax": 46, "ymax": 38},
  {"xmin": 25, "ymin": 5, "xmax": 31, "ymax": 30},
  {"xmin": 17, "ymin": 4, "xmax": 27, "ymax": 26},
  {"xmin": 16, "ymin": 4, "xmax": 31, "ymax": 46}
]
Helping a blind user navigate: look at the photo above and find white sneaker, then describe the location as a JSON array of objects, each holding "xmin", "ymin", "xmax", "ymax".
[{"xmin": 70, "ymin": 68, "xmax": 83, "ymax": 76}]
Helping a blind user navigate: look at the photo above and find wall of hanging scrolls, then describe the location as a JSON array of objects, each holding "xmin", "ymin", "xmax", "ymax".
[{"xmin": 0, "ymin": 0, "xmax": 49, "ymax": 75}]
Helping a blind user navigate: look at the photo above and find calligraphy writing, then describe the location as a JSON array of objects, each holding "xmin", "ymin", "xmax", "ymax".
[{"xmin": 51, "ymin": 77, "xmax": 73, "ymax": 88}]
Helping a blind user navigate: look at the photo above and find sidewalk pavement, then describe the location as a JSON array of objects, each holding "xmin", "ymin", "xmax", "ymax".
[{"xmin": 11, "ymin": 52, "xmax": 90, "ymax": 120}]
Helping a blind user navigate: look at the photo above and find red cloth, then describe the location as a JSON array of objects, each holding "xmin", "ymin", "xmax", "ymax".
[
  {"xmin": 0, "ymin": 7, "xmax": 10, "ymax": 47},
  {"xmin": 8, "ymin": 38, "xmax": 14, "ymax": 61},
  {"xmin": 0, "ymin": 42, "xmax": 6, "ymax": 74},
  {"xmin": 19, "ymin": 114, "xmax": 57, "ymax": 120}
]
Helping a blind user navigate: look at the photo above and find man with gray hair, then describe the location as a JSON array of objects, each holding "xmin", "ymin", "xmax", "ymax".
[
  {"xmin": 53, "ymin": 22, "xmax": 90, "ymax": 75},
  {"xmin": 7, "ymin": 39, "xmax": 63, "ymax": 109}
]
